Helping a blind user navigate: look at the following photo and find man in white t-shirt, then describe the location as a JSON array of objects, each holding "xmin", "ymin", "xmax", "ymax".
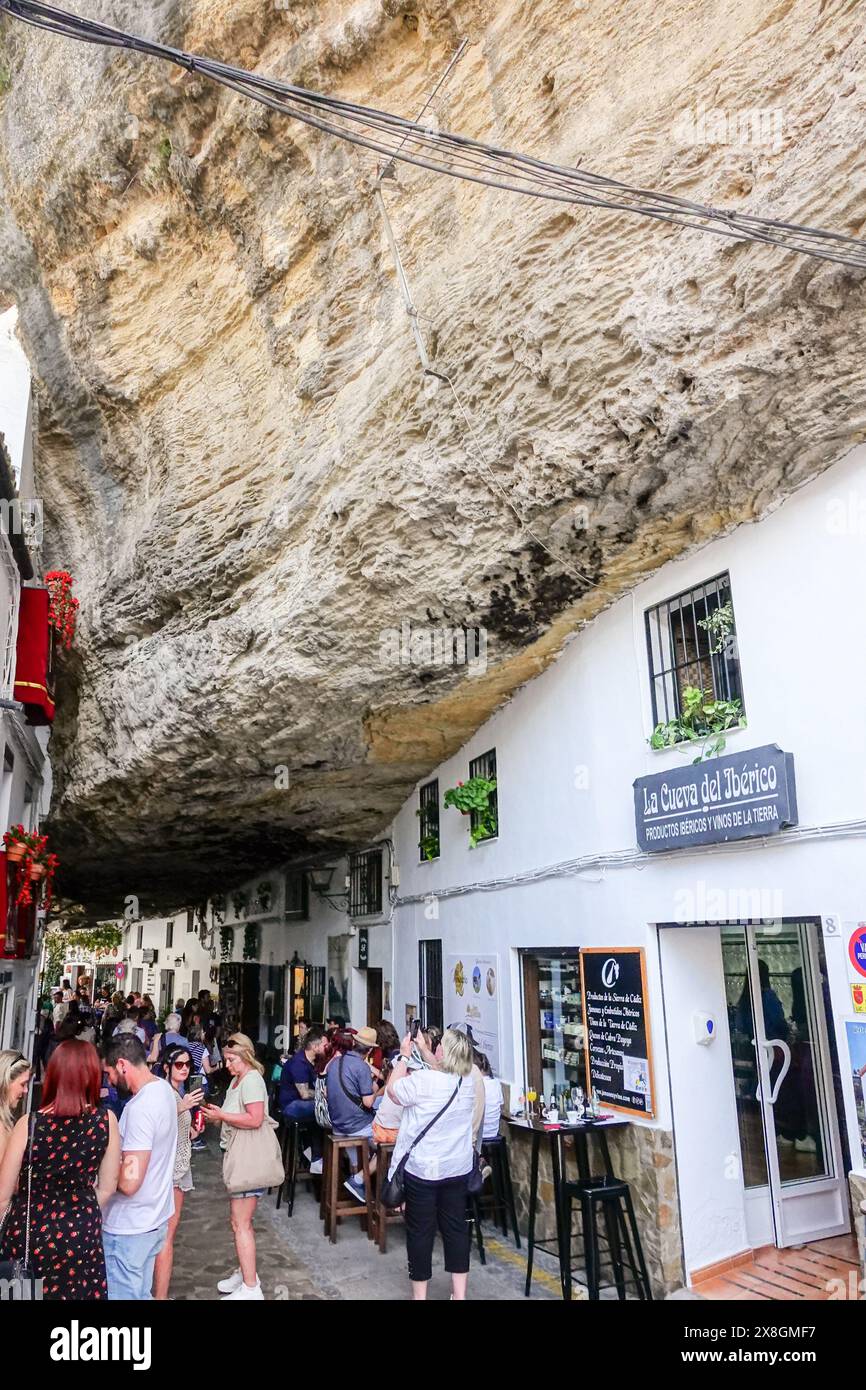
[{"xmin": 103, "ymin": 1034, "xmax": 179, "ymax": 1300}]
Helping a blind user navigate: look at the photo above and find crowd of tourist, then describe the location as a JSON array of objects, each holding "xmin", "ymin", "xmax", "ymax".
[
  {"xmin": 0, "ymin": 979, "xmax": 505, "ymax": 1301},
  {"xmin": 272, "ymin": 1015, "xmax": 504, "ymax": 1301}
]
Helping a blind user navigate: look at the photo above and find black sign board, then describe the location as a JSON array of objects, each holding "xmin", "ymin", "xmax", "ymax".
[
  {"xmin": 580, "ymin": 948, "xmax": 655, "ymax": 1118},
  {"xmin": 357, "ymin": 927, "xmax": 369, "ymax": 970},
  {"xmin": 633, "ymin": 743, "xmax": 797, "ymax": 853}
]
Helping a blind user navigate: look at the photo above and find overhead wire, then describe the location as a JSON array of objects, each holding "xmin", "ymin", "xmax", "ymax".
[{"xmin": 2, "ymin": 0, "xmax": 866, "ymax": 269}]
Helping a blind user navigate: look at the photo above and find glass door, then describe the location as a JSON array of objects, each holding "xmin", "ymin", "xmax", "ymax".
[{"xmin": 722, "ymin": 922, "xmax": 849, "ymax": 1248}]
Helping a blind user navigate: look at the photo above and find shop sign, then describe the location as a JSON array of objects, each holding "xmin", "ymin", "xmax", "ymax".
[
  {"xmin": 357, "ymin": 927, "xmax": 369, "ymax": 970},
  {"xmin": 634, "ymin": 743, "xmax": 797, "ymax": 853},
  {"xmin": 580, "ymin": 948, "xmax": 655, "ymax": 1118},
  {"xmin": 845, "ymin": 1021, "xmax": 866, "ymax": 1166},
  {"xmin": 849, "ymin": 925, "xmax": 866, "ymax": 980},
  {"xmin": 446, "ymin": 953, "xmax": 500, "ymax": 1075}
]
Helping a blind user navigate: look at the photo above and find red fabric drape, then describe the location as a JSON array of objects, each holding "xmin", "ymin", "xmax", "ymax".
[{"xmin": 13, "ymin": 586, "xmax": 55, "ymax": 724}]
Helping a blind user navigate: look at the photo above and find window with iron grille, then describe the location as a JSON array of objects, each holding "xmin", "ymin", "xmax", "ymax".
[
  {"xmin": 645, "ymin": 572, "xmax": 744, "ymax": 729},
  {"xmin": 348, "ymin": 848, "xmax": 383, "ymax": 918},
  {"xmin": 418, "ymin": 779, "xmax": 440, "ymax": 862},
  {"xmin": 136, "ymin": 922, "xmax": 143, "ymax": 951},
  {"xmin": 468, "ymin": 748, "xmax": 498, "ymax": 843},
  {"xmin": 285, "ymin": 871, "xmax": 309, "ymax": 921},
  {"xmin": 165, "ymin": 920, "xmax": 174, "ymax": 949},
  {"xmin": 419, "ymin": 939, "xmax": 443, "ymax": 1031}
]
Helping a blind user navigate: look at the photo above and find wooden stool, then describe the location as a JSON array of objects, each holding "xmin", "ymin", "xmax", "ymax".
[
  {"xmin": 370, "ymin": 1142, "xmax": 403, "ymax": 1253},
  {"xmin": 321, "ymin": 1132, "xmax": 373, "ymax": 1244}
]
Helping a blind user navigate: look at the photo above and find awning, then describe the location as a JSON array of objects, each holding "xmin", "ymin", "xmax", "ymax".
[{"xmin": 13, "ymin": 585, "xmax": 55, "ymax": 724}]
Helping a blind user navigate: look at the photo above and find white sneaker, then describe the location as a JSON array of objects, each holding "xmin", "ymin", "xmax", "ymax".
[
  {"xmin": 217, "ymin": 1268, "xmax": 243, "ymax": 1295},
  {"xmin": 309, "ymin": 1158, "xmax": 323, "ymax": 1175},
  {"xmin": 221, "ymin": 1278, "xmax": 264, "ymax": 1301}
]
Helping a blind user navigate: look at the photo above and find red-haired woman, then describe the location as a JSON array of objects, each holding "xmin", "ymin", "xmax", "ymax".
[{"xmin": 0, "ymin": 1039, "xmax": 121, "ymax": 1299}]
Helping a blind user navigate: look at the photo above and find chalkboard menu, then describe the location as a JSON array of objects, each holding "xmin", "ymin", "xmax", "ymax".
[{"xmin": 579, "ymin": 947, "xmax": 655, "ymax": 1118}]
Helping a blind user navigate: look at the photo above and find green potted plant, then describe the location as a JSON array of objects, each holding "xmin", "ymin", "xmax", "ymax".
[
  {"xmin": 231, "ymin": 889, "xmax": 248, "ymax": 921},
  {"xmin": 444, "ymin": 777, "xmax": 498, "ymax": 847},
  {"xmin": 417, "ymin": 827, "xmax": 441, "ymax": 861},
  {"xmin": 649, "ymin": 684, "xmax": 746, "ymax": 763}
]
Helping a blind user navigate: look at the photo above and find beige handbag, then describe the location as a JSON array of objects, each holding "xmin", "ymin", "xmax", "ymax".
[{"xmin": 222, "ymin": 1115, "xmax": 285, "ymax": 1193}]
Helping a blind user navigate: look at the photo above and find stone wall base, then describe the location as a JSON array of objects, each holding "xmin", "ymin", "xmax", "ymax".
[{"xmin": 506, "ymin": 1123, "xmax": 684, "ymax": 1297}]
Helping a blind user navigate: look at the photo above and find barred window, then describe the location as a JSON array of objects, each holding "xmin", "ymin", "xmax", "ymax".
[
  {"xmin": 348, "ymin": 848, "xmax": 383, "ymax": 918},
  {"xmin": 645, "ymin": 573, "xmax": 744, "ymax": 728},
  {"xmin": 165, "ymin": 920, "xmax": 174, "ymax": 949},
  {"xmin": 419, "ymin": 939, "xmax": 443, "ymax": 1032},
  {"xmin": 418, "ymin": 779, "xmax": 440, "ymax": 862},
  {"xmin": 285, "ymin": 871, "xmax": 309, "ymax": 921},
  {"xmin": 469, "ymin": 748, "xmax": 498, "ymax": 843},
  {"xmin": 136, "ymin": 922, "xmax": 143, "ymax": 951}
]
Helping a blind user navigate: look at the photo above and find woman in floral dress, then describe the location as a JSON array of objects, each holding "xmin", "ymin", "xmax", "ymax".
[{"xmin": 0, "ymin": 1039, "xmax": 121, "ymax": 1299}]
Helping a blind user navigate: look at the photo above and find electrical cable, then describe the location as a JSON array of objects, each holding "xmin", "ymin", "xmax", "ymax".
[
  {"xmin": 2, "ymin": 0, "xmax": 866, "ymax": 270},
  {"xmin": 394, "ymin": 815, "xmax": 866, "ymax": 907}
]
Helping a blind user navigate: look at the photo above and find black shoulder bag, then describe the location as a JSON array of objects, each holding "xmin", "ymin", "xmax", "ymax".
[
  {"xmin": 380, "ymin": 1078, "xmax": 461, "ymax": 1209},
  {"xmin": 0, "ymin": 1112, "xmax": 39, "ymax": 1293}
]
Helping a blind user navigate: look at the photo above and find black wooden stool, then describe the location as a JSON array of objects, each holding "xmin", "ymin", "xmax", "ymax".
[
  {"xmin": 562, "ymin": 1176, "xmax": 652, "ymax": 1301},
  {"xmin": 469, "ymin": 1196, "xmax": 487, "ymax": 1265},
  {"xmin": 480, "ymin": 1137, "xmax": 521, "ymax": 1248},
  {"xmin": 276, "ymin": 1118, "xmax": 318, "ymax": 1217}
]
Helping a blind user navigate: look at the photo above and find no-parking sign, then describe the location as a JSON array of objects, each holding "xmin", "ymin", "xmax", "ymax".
[{"xmin": 849, "ymin": 924, "xmax": 866, "ymax": 978}]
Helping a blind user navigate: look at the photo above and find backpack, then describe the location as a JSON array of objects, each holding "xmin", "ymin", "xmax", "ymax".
[{"xmin": 314, "ymin": 1072, "xmax": 331, "ymax": 1131}]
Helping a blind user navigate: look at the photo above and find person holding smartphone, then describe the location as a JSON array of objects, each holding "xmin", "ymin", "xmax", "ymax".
[{"xmin": 152, "ymin": 1045, "xmax": 204, "ymax": 1300}]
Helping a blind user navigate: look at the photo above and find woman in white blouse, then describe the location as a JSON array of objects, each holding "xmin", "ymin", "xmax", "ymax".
[{"xmin": 386, "ymin": 1028, "xmax": 482, "ymax": 1301}]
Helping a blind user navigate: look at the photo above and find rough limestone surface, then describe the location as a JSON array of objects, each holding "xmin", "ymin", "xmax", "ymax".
[{"xmin": 0, "ymin": 0, "xmax": 865, "ymax": 910}]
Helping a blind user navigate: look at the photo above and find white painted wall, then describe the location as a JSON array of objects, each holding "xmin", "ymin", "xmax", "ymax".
[
  {"xmin": 0, "ymin": 307, "xmax": 33, "ymax": 491},
  {"xmin": 384, "ymin": 442, "xmax": 866, "ymax": 1274}
]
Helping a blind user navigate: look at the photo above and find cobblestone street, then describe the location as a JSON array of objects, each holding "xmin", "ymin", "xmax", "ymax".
[{"xmin": 171, "ymin": 1133, "xmax": 563, "ymax": 1302}]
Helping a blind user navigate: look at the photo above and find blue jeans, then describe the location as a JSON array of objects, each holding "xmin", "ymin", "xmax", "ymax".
[
  {"xmin": 282, "ymin": 1098, "xmax": 315, "ymax": 1123},
  {"xmin": 335, "ymin": 1118, "xmax": 375, "ymax": 1170},
  {"xmin": 104, "ymin": 1225, "xmax": 168, "ymax": 1301},
  {"xmin": 282, "ymin": 1098, "xmax": 320, "ymax": 1158}
]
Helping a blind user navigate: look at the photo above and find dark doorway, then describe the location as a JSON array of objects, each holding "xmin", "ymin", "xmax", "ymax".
[{"xmin": 366, "ymin": 968, "xmax": 383, "ymax": 1028}]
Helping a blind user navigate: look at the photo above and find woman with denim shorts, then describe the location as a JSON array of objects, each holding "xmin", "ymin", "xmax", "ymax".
[{"xmin": 202, "ymin": 1033, "xmax": 268, "ymax": 1301}]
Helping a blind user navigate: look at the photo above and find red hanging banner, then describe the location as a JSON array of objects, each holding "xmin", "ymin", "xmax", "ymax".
[{"xmin": 13, "ymin": 586, "xmax": 55, "ymax": 724}]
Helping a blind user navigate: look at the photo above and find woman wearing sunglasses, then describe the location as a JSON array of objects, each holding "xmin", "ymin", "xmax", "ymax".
[{"xmin": 152, "ymin": 1045, "xmax": 204, "ymax": 1300}]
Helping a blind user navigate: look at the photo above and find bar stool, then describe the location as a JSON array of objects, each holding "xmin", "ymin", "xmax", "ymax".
[
  {"xmin": 469, "ymin": 1196, "xmax": 487, "ymax": 1265},
  {"xmin": 480, "ymin": 1137, "xmax": 521, "ymax": 1248},
  {"xmin": 276, "ymin": 1118, "xmax": 318, "ymax": 1217},
  {"xmin": 321, "ymin": 1133, "xmax": 373, "ymax": 1244},
  {"xmin": 370, "ymin": 1143, "xmax": 403, "ymax": 1253},
  {"xmin": 562, "ymin": 1176, "xmax": 652, "ymax": 1301}
]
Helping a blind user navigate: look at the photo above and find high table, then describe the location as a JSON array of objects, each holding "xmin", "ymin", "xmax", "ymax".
[{"xmin": 505, "ymin": 1115, "xmax": 632, "ymax": 1297}]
